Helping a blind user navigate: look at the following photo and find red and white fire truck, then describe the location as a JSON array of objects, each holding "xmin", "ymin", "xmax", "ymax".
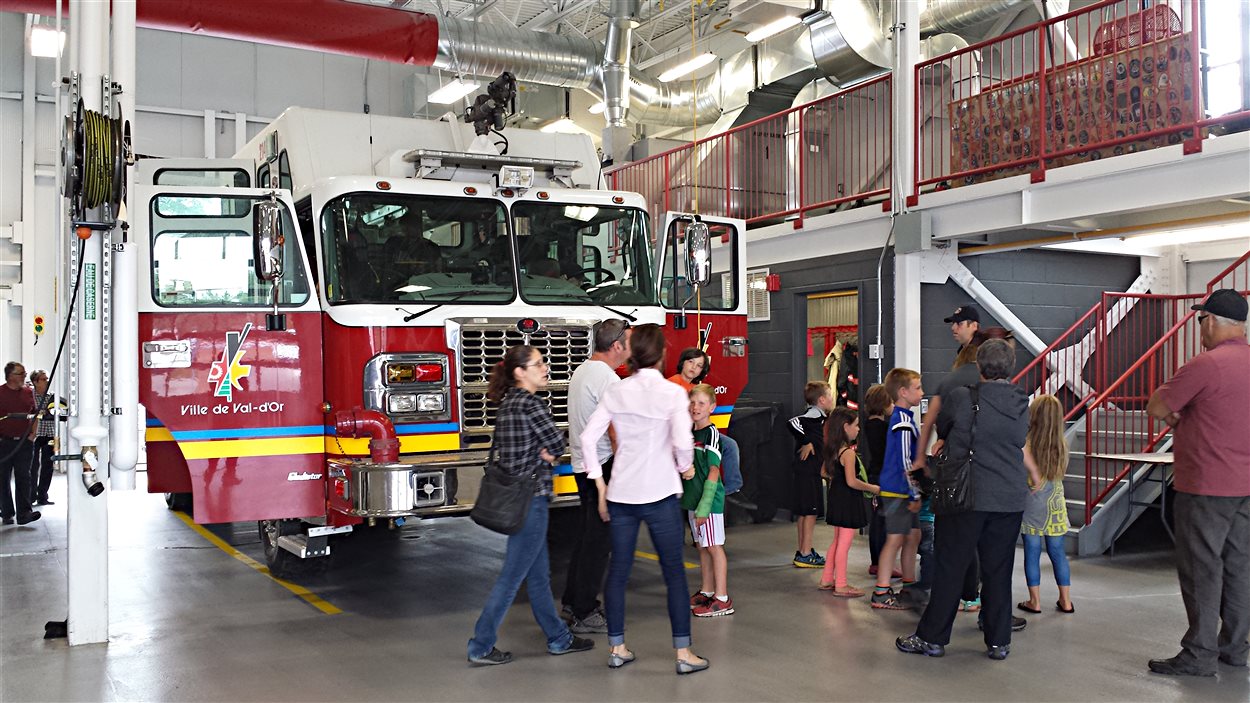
[{"xmin": 132, "ymin": 87, "xmax": 747, "ymax": 575}]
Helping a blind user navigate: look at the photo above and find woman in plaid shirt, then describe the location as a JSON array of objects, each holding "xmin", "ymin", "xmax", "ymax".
[{"xmin": 467, "ymin": 345, "xmax": 594, "ymax": 666}]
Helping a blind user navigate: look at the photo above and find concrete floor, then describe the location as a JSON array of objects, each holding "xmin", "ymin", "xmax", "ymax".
[{"xmin": 1, "ymin": 474, "xmax": 1247, "ymax": 702}]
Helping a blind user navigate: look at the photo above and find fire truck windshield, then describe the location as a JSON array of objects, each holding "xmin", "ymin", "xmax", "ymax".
[
  {"xmin": 320, "ymin": 193, "xmax": 515, "ymax": 304},
  {"xmin": 513, "ymin": 202, "xmax": 656, "ymax": 307}
]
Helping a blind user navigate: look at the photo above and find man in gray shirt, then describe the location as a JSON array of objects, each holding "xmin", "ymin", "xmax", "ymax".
[{"xmin": 561, "ymin": 319, "xmax": 632, "ymax": 634}]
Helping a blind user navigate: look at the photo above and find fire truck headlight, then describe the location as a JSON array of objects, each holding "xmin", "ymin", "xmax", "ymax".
[
  {"xmin": 416, "ymin": 393, "xmax": 445, "ymax": 412},
  {"xmin": 388, "ymin": 394, "xmax": 418, "ymax": 413}
]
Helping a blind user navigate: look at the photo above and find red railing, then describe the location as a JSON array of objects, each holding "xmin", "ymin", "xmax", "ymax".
[
  {"xmin": 608, "ymin": 75, "xmax": 892, "ymax": 228},
  {"xmin": 1082, "ymin": 293, "xmax": 1206, "ymax": 524},
  {"xmin": 1206, "ymin": 250, "xmax": 1250, "ymax": 294},
  {"xmin": 914, "ymin": 0, "xmax": 1250, "ymax": 198},
  {"xmin": 1012, "ymin": 301, "xmax": 1102, "ymax": 419}
]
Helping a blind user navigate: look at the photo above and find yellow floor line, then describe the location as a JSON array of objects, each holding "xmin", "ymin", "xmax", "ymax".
[
  {"xmin": 634, "ymin": 550, "xmax": 699, "ymax": 570},
  {"xmin": 172, "ymin": 511, "xmax": 342, "ymax": 615}
]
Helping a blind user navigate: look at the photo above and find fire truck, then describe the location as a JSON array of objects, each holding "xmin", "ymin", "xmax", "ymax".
[{"xmin": 133, "ymin": 84, "xmax": 747, "ymax": 576}]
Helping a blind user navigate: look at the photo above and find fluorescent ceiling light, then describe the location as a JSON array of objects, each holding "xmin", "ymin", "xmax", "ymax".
[
  {"xmin": 427, "ymin": 79, "xmax": 480, "ymax": 105},
  {"xmin": 745, "ymin": 15, "xmax": 802, "ymax": 43},
  {"xmin": 1044, "ymin": 221, "xmax": 1250, "ymax": 254},
  {"xmin": 588, "ymin": 102, "xmax": 606, "ymax": 115},
  {"xmin": 658, "ymin": 53, "xmax": 718, "ymax": 83},
  {"xmin": 29, "ymin": 26, "xmax": 66, "ymax": 58}
]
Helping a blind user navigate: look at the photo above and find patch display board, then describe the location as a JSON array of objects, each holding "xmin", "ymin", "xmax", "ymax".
[{"xmin": 949, "ymin": 33, "xmax": 1199, "ymax": 186}]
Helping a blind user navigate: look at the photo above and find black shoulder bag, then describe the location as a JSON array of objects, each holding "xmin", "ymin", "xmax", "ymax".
[
  {"xmin": 930, "ymin": 384, "xmax": 979, "ymax": 515},
  {"xmin": 470, "ymin": 427, "xmax": 538, "ymax": 535}
]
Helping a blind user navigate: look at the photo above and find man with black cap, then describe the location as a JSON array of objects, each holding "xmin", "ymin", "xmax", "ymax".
[
  {"xmin": 1146, "ymin": 288, "xmax": 1249, "ymax": 677},
  {"xmin": 945, "ymin": 304, "xmax": 981, "ymax": 349}
]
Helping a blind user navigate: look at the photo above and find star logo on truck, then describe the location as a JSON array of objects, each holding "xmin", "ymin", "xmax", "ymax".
[{"xmin": 207, "ymin": 323, "xmax": 253, "ymax": 401}]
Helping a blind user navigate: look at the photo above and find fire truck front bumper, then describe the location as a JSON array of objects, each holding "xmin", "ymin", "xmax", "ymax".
[{"xmin": 327, "ymin": 451, "xmax": 491, "ymax": 519}]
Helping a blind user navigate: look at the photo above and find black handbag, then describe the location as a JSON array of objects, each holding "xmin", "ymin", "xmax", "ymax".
[
  {"xmin": 470, "ymin": 436, "xmax": 538, "ymax": 535},
  {"xmin": 930, "ymin": 384, "xmax": 979, "ymax": 516}
]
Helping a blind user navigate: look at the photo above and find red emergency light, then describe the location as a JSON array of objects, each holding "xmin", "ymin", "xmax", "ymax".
[{"xmin": 386, "ymin": 362, "xmax": 444, "ymax": 384}]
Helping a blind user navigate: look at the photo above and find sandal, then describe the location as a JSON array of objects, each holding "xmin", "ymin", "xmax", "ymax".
[
  {"xmin": 1017, "ymin": 601, "xmax": 1041, "ymax": 614},
  {"xmin": 832, "ymin": 586, "xmax": 865, "ymax": 598},
  {"xmin": 960, "ymin": 598, "xmax": 982, "ymax": 613},
  {"xmin": 1056, "ymin": 600, "xmax": 1075, "ymax": 614},
  {"xmin": 817, "ymin": 582, "xmax": 835, "ymax": 590}
]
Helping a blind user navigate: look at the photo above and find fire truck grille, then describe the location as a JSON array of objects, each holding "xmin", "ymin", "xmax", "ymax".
[{"xmin": 457, "ymin": 322, "xmax": 594, "ymax": 446}]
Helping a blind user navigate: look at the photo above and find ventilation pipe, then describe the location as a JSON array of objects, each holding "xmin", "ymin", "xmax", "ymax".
[
  {"xmin": 920, "ymin": 0, "xmax": 1031, "ymax": 37},
  {"xmin": 1, "ymin": 0, "xmax": 1033, "ymax": 130}
]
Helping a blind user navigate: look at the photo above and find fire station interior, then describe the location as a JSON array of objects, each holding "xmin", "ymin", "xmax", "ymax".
[{"xmin": 1, "ymin": 0, "xmax": 1248, "ymax": 700}]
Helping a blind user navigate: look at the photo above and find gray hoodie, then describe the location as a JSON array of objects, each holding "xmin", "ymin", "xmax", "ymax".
[{"xmin": 936, "ymin": 380, "xmax": 1030, "ymax": 513}]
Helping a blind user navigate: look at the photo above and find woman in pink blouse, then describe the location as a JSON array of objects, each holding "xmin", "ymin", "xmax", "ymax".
[{"xmin": 581, "ymin": 324, "xmax": 709, "ymax": 675}]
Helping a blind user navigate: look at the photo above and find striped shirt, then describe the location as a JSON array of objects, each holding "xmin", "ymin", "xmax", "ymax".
[
  {"xmin": 34, "ymin": 393, "xmax": 57, "ymax": 438},
  {"xmin": 880, "ymin": 406, "xmax": 919, "ymax": 499}
]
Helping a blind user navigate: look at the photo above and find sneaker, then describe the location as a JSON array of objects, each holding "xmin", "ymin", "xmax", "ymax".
[
  {"xmin": 693, "ymin": 597, "xmax": 734, "ymax": 617},
  {"xmin": 1219, "ymin": 654, "xmax": 1248, "ymax": 668},
  {"xmin": 896, "ymin": 634, "xmax": 945, "ymax": 657},
  {"xmin": 35, "ymin": 497, "xmax": 54, "ymax": 506},
  {"xmin": 550, "ymin": 635, "xmax": 595, "ymax": 655},
  {"xmin": 560, "ymin": 604, "xmax": 574, "ymax": 622},
  {"xmin": 468, "ymin": 647, "xmax": 513, "ymax": 666},
  {"xmin": 792, "ymin": 551, "xmax": 824, "ymax": 568},
  {"xmin": 987, "ymin": 645, "xmax": 1011, "ymax": 661},
  {"xmin": 690, "ymin": 591, "xmax": 713, "ymax": 610},
  {"xmin": 960, "ymin": 598, "xmax": 981, "ymax": 612},
  {"xmin": 868, "ymin": 564, "xmax": 878, "ymax": 576},
  {"xmin": 1148, "ymin": 655, "xmax": 1217, "ymax": 677},
  {"xmin": 871, "ymin": 588, "xmax": 910, "ymax": 610},
  {"xmin": 16, "ymin": 511, "xmax": 41, "ymax": 526},
  {"xmin": 1, "ymin": 517, "xmax": 13, "ymax": 526},
  {"xmin": 570, "ymin": 609, "xmax": 608, "ymax": 634}
]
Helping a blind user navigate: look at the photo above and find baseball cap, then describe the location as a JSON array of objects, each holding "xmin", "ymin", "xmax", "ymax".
[
  {"xmin": 944, "ymin": 304, "xmax": 981, "ymax": 324},
  {"xmin": 1191, "ymin": 289, "xmax": 1247, "ymax": 322}
]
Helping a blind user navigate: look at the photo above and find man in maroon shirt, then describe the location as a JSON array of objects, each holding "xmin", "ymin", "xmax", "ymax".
[
  {"xmin": 1146, "ymin": 289, "xmax": 1249, "ymax": 677},
  {"xmin": 1, "ymin": 361, "xmax": 41, "ymax": 525}
]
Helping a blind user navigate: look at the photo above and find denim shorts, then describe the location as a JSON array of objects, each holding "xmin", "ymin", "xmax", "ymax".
[{"xmin": 881, "ymin": 496, "xmax": 920, "ymax": 535}]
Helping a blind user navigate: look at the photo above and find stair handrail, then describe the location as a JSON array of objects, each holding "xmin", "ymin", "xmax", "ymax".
[
  {"xmin": 1081, "ymin": 306, "xmax": 1198, "ymax": 523},
  {"xmin": 1012, "ymin": 300, "xmax": 1103, "ymax": 419},
  {"xmin": 1205, "ymin": 250, "xmax": 1250, "ymax": 294}
]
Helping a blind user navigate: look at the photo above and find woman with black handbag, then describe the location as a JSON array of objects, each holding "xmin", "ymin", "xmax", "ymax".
[
  {"xmin": 896, "ymin": 339, "xmax": 1030, "ymax": 661},
  {"xmin": 467, "ymin": 345, "xmax": 594, "ymax": 666}
]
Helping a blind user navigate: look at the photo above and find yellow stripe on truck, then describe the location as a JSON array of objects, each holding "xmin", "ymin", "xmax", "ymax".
[
  {"xmin": 178, "ymin": 436, "xmax": 326, "ymax": 460},
  {"xmin": 326, "ymin": 433, "xmax": 460, "ymax": 456},
  {"xmin": 711, "ymin": 413, "xmax": 730, "ymax": 429}
]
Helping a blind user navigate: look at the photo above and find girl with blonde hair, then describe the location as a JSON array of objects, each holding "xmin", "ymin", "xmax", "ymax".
[{"xmin": 1018, "ymin": 395, "xmax": 1075, "ymax": 615}]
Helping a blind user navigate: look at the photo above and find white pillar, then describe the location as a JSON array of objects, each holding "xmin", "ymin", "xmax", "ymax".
[
  {"xmin": 893, "ymin": 251, "xmax": 923, "ymax": 372},
  {"xmin": 891, "ymin": 0, "xmax": 920, "ymax": 213},
  {"xmin": 67, "ymin": 0, "xmax": 110, "ymax": 647},
  {"xmin": 109, "ymin": 0, "xmax": 138, "ymax": 489}
]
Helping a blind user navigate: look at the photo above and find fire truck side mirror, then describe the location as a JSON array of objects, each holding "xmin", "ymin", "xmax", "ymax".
[
  {"xmin": 685, "ymin": 221, "xmax": 712, "ymax": 288},
  {"xmin": 253, "ymin": 199, "xmax": 285, "ymax": 283}
]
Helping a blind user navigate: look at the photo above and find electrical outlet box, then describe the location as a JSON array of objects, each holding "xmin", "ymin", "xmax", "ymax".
[{"xmin": 868, "ymin": 344, "xmax": 881, "ymax": 359}]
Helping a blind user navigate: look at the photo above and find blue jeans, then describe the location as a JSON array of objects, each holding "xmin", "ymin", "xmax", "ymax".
[
  {"xmin": 1022, "ymin": 534, "xmax": 1071, "ymax": 587},
  {"xmin": 916, "ymin": 520, "xmax": 935, "ymax": 590},
  {"xmin": 604, "ymin": 495, "xmax": 692, "ymax": 649},
  {"xmin": 468, "ymin": 497, "xmax": 574, "ymax": 658}
]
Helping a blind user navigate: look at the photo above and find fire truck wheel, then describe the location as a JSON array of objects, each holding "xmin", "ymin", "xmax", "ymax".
[{"xmin": 165, "ymin": 492, "xmax": 193, "ymax": 515}]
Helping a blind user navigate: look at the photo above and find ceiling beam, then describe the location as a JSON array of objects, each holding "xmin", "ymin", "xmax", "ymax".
[
  {"xmin": 457, "ymin": 0, "xmax": 501, "ymax": 19},
  {"xmin": 523, "ymin": 0, "xmax": 599, "ymax": 31}
]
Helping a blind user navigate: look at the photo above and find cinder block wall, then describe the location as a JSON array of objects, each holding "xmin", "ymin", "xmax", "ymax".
[
  {"xmin": 921, "ymin": 250, "xmax": 1141, "ymax": 392},
  {"xmin": 743, "ymin": 249, "xmax": 892, "ymax": 418}
]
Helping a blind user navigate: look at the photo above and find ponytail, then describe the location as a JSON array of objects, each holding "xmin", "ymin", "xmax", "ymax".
[{"xmin": 486, "ymin": 345, "xmax": 536, "ymax": 403}]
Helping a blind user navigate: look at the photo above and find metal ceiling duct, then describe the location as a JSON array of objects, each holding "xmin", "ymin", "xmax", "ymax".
[
  {"xmin": 807, "ymin": 0, "xmax": 892, "ymax": 87},
  {"xmin": 601, "ymin": 0, "xmax": 640, "ymax": 128},
  {"xmin": 0, "ymin": 0, "xmax": 1031, "ymax": 128},
  {"xmin": 920, "ymin": 0, "xmax": 1031, "ymax": 37}
]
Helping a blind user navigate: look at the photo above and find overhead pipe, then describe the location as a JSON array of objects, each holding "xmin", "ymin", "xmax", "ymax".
[
  {"xmin": 919, "ymin": 0, "xmax": 1031, "ymax": 37},
  {"xmin": 0, "ymin": 0, "xmax": 1035, "ymax": 130},
  {"xmin": 601, "ymin": 0, "xmax": 640, "ymax": 129}
]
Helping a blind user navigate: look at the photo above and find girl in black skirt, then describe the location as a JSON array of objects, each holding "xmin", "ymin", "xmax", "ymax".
[{"xmin": 818, "ymin": 407, "xmax": 881, "ymax": 597}]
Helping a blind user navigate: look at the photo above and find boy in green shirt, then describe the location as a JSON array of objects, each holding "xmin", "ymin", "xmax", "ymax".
[{"xmin": 684, "ymin": 384, "xmax": 733, "ymax": 617}]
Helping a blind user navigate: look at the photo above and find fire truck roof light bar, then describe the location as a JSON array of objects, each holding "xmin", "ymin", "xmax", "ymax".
[{"xmin": 404, "ymin": 149, "xmax": 580, "ymax": 188}]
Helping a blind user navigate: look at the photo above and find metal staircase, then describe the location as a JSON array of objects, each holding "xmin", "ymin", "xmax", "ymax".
[{"xmin": 1014, "ymin": 251, "xmax": 1249, "ymax": 556}]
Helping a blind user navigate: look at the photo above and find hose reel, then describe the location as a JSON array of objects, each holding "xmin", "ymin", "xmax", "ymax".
[{"xmin": 63, "ymin": 96, "xmax": 129, "ymax": 224}]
